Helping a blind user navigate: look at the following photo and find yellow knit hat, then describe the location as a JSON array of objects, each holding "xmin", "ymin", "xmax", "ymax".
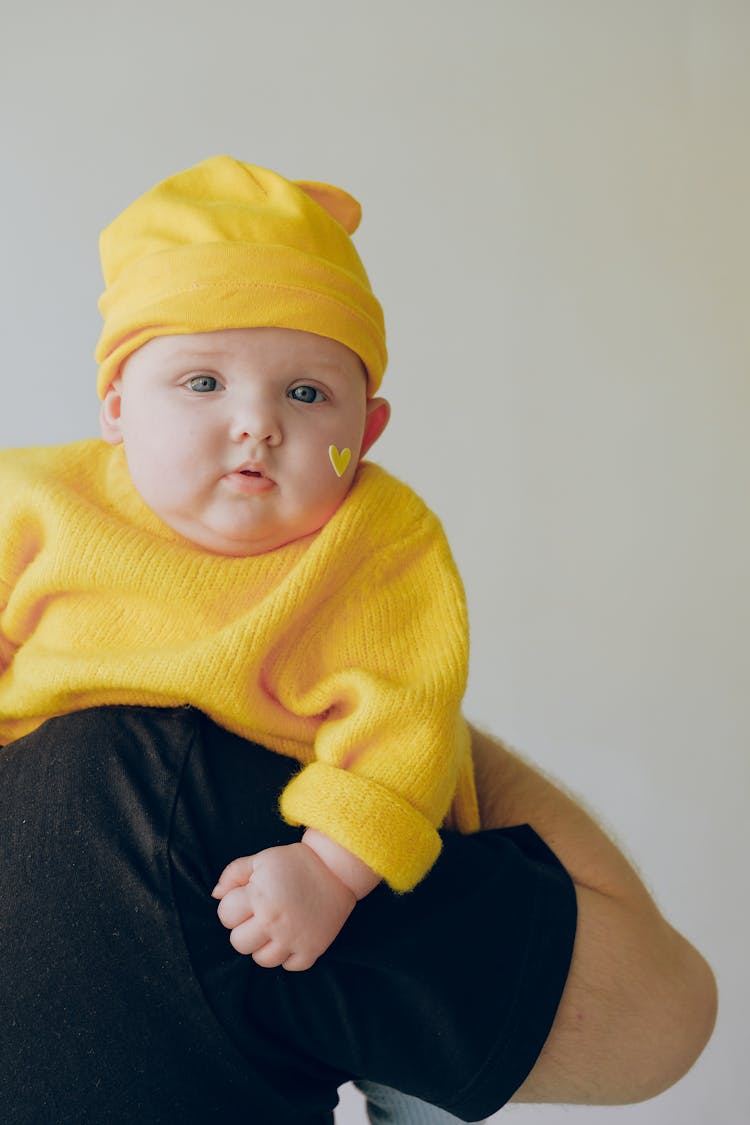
[{"xmin": 95, "ymin": 157, "xmax": 387, "ymax": 398}]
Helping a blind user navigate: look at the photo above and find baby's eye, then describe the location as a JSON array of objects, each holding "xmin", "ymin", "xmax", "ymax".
[
  {"xmin": 186, "ymin": 375, "xmax": 219, "ymax": 393},
  {"xmin": 289, "ymin": 384, "xmax": 327, "ymax": 404}
]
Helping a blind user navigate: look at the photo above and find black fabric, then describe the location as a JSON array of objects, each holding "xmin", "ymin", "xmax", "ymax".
[{"xmin": 0, "ymin": 707, "xmax": 576, "ymax": 1124}]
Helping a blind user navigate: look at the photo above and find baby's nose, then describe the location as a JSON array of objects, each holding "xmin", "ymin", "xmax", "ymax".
[{"xmin": 230, "ymin": 403, "xmax": 281, "ymax": 445}]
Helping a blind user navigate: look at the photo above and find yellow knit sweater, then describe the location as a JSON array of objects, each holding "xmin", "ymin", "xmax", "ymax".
[{"xmin": 0, "ymin": 441, "xmax": 478, "ymax": 889}]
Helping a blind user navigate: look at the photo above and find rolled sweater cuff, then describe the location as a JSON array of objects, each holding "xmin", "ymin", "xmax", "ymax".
[{"xmin": 279, "ymin": 761, "xmax": 442, "ymax": 892}]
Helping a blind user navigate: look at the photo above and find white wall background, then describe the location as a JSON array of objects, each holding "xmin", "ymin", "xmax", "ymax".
[{"xmin": 2, "ymin": 2, "xmax": 747, "ymax": 1122}]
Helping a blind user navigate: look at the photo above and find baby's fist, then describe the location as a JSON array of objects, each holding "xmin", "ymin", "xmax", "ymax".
[{"xmin": 213, "ymin": 843, "xmax": 356, "ymax": 970}]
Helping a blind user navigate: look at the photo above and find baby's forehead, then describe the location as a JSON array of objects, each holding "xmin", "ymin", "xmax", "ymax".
[{"xmin": 125, "ymin": 327, "xmax": 368, "ymax": 382}]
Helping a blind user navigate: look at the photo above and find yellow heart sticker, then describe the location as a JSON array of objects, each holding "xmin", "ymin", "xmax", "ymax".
[{"xmin": 328, "ymin": 445, "xmax": 352, "ymax": 478}]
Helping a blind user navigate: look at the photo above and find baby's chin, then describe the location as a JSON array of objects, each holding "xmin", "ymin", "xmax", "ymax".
[
  {"xmin": 161, "ymin": 514, "xmax": 319, "ymax": 558},
  {"xmin": 148, "ymin": 486, "xmax": 352, "ymax": 556}
]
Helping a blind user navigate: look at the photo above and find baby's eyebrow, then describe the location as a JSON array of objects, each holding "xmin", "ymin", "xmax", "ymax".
[{"xmin": 170, "ymin": 347, "xmax": 228, "ymax": 360}]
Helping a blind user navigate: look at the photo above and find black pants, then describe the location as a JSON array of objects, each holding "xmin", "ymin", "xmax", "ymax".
[{"xmin": 0, "ymin": 707, "xmax": 575, "ymax": 1124}]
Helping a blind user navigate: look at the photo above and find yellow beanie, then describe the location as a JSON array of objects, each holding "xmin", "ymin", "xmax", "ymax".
[{"xmin": 95, "ymin": 157, "xmax": 387, "ymax": 398}]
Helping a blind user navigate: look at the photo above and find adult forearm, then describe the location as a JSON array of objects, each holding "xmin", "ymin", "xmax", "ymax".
[
  {"xmin": 470, "ymin": 725, "xmax": 649, "ymax": 900},
  {"xmin": 469, "ymin": 724, "xmax": 717, "ymax": 1105}
]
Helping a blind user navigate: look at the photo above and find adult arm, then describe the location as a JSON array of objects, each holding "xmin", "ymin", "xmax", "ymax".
[{"xmin": 469, "ymin": 724, "xmax": 718, "ymax": 1105}]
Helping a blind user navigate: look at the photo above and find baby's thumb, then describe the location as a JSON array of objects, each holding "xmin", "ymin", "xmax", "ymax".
[{"xmin": 211, "ymin": 855, "xmax": 255, "ymax": 899}]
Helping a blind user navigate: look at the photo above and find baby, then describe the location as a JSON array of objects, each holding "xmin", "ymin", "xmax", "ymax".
[{"xmin": 0, "ymin": 158, "xmax": 479, "ymax": 977}]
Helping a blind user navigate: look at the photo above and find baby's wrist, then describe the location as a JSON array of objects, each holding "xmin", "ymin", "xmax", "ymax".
[{"xmin": 301, "ymin": 829, "xmax": 381, "ymax": 900}]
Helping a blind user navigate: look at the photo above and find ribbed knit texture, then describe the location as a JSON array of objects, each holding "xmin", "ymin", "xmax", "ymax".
[
  {"xmin": 0, "ymin": 441, "xmax": 477, "ymax": 889},
  {"xmin": 94, "ymin": 158, "xmax": 387, "ymax": 399}
]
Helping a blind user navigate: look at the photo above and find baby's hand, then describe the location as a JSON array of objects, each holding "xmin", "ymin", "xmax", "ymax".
[{"xmin": 212, "ymin": 842, "xmax": 357, "ymax": 971}]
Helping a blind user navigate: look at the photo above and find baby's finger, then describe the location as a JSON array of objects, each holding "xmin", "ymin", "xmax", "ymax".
[
  {"xmin": 251, "ymin": 940, "xmax": 290, "ymax": 968},
  {"xmin": 282, "ymin": 948, "xmax": 319, "ymax": 972},
  {"xmin": 216, "ymin": 884, "xmax": 255, "ymax": 929},
  {"xmin": 211, "ymin": 855, "xmax": 255, "ymax": 898},
  {"xmin": 228, "ymin": 918, "xmax": 274, "ymax": 958}
]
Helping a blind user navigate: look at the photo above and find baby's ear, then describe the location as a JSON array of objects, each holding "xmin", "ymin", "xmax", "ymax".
[
  {"xmin": 360, "ymin": 398, "xmax": 390, "ymax": 459},
  {"xmin": 99, "ymin": 379, "xmax": 124, "ymax": 444}
]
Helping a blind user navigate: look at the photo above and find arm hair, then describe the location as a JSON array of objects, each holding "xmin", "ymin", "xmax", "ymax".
[{"xmin": 470, "ymin": 725, "xmax": 717, "ymax": 1105}]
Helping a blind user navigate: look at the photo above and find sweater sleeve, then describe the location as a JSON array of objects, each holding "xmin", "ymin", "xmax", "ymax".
[
  {"xmin": 0, "ymin": 452, "xmax": 27, "ymax": 680},
  {"xmin": 278, "ymin": 491, "xmax": 475, "ymax": 891},
  {"xmin": 0, "ymin": 445, "xmax": 57, "ymax": 684},
  {"xmin": 0, "ymin": 581, "xmax": 13, "ymax": 678}
]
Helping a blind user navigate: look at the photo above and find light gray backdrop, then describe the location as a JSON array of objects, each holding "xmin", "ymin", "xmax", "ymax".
[{"xmin": 2, "ymin": 2, "xmax": 747, "ymax": 1122}]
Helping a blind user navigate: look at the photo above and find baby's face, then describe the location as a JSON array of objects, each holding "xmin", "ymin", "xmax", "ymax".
[{"xmin": 101, "ymin": 327, "xmax": 377, "ymax": 555}]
